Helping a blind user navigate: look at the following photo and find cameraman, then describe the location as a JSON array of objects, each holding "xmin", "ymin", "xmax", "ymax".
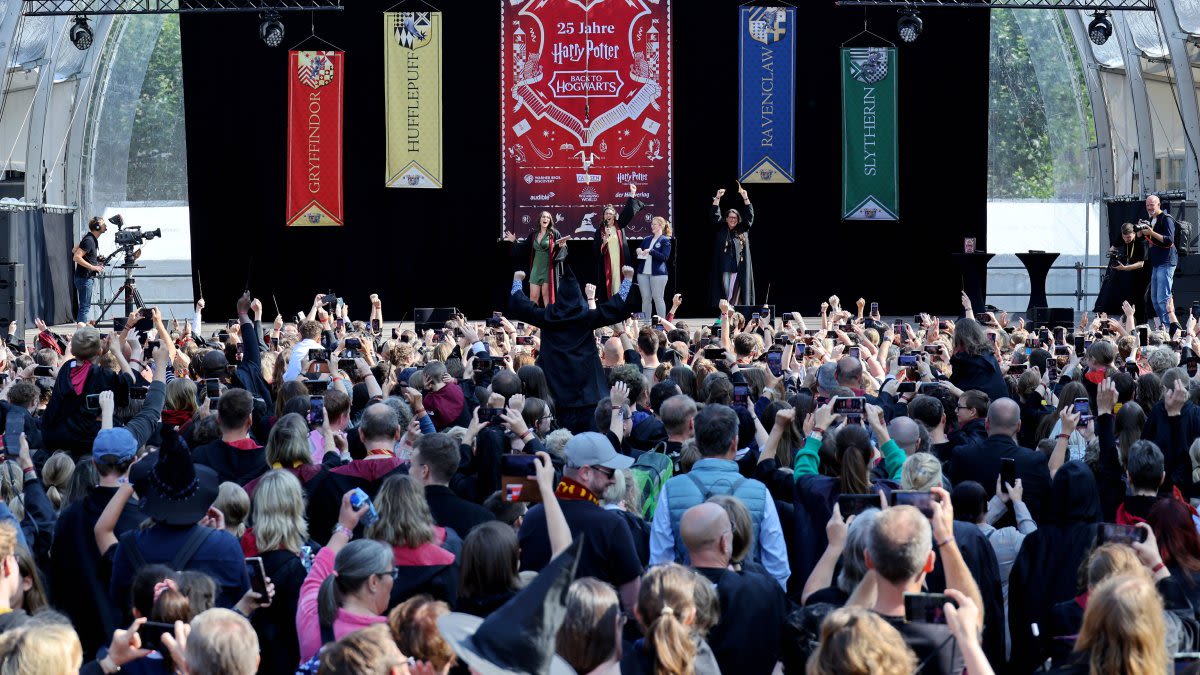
[
  {"xmin": 72, "ymin": 217, "xmax": 107, "ymax": 324},
  {"xmin": 1141, "ymin": 194, "xmax": 1177, "ymax": 328},
  {"xmin": 1095, "ymin": 222, "xmax": 1149, "ymax": 322}
]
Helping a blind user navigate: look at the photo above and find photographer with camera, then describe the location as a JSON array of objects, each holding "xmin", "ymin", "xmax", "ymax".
[
  {"xmin": 72, "ymin": 217, "xmax": 109, "ymax": 324},
  {"xmin": 1095, "ymin": 222, "xmax": 1149, "ymax": 323},
  {"xmin": 1141, "ymin": 194, "xmax": 1177, "ymax": 329}
]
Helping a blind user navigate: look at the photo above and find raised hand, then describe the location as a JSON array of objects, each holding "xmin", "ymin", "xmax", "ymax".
[{"xmin": 714, "ymin": 188, "xmax": 726, "ymax": 200}]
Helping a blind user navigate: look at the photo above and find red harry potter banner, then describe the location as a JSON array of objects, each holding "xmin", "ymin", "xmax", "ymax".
[
  {"xmin": 501, "ymin": 0, "xmax": 672, "ymax": 239},
  {"xmin": 287, "ymin": 50, "xmax": 345, "ymax": 227}
]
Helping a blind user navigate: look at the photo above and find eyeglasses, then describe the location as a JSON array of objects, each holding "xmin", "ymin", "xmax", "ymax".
[
  {"xmin": 540, "ymin": 415, "xmax": 554, "ymax": 423},
  {"xmin": 377, "ymin": 567, "xmax": 400, "ymax": 580},
  {"xmin": 590, "ymin": 465, "xmax": 616, "ymax": 479}
]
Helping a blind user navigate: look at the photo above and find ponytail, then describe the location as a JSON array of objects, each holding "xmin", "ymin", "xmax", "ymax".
[
  {"xmin": 836, "ymin": 425, "xmax": 872, "ymax": 496},
  {"xmin": 317, "ymin": 574, "xmax": 342, "ymax": 633},
  {"xmin": 647, "ymin": 607, "xmax": 696, "ymax": 675}
]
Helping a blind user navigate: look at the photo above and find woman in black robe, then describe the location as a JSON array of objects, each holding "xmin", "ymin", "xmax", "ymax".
[
  {"xmin": 1007, "ymin": 461, "xmax": 1102, "ymax": 674},
  {"xmin": 709, "ymin": 184, "xmax": 755, "ymax": 308},
  {"xmin": 593, "ymin": 184, "xmax": 644, "ymax": 302},
  {"xmin": 1094, "ymin": 222, "xmax": 1150, "ymax": 323}
]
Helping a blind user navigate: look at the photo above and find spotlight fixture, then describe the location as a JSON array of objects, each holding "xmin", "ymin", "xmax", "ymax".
[
  {"xmin": 69, "ymin": 16, "xmax": 93, "ymax": 51},
  {"xmin": 1088, "ymin": 11, "xmax": 1112, "ymax": 46},
  {"xmin": 259, "ymin": 11, "xmax": 284, "ymax": 48},
  {"xmin": 897, "ymin": 9, "xmax": 923, "ymax": 44}
]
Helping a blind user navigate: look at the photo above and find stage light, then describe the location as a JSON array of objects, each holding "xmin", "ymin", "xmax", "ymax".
[
  {"xmin": 1088, "ymin": 11, "xmax": 1112, "ymax": 46},
  {"xmin": 259, "ymin": 11, "xmax": 284, "ymax": 48},
  {"xmin": 70, "ymin": 16, "xmax": 93, "ymax": 51},
  {"xmin": 897, "ymin": 9, "xmax": 922, "ymax": 44}
]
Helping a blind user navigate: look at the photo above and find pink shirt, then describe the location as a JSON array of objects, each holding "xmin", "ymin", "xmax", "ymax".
[{"xmin": 296, "ymin": 546, "xmax": 388, "ymax": 661}]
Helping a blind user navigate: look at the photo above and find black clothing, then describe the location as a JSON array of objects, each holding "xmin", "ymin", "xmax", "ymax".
[
  {"xmin": 947, "ymin": 418, "xmax": 987, "ymax": 454},
  {"xmin": 1094, "ymin": 238, "xmax": 1150, "ymax": 321},
  {"xmin": 613, "ymin": 508, "xmax": 651, "ymax": 567},
  {"xmin": 518, "ymin": 499, "xmax": 642, "ymax": 587},
  {"xmin": 620, "ymin": 637, "xmax": 721, "ymax": 675},
  {"xmin": 305, "ymin": 459, "xmax": 409, "ymax": 545},
  {"xmin": 709, "ymin": 203, "xmax": 755, "ymax": 307},
  {"xmin": 507, "ymin": 268, "xmax": 634, "ymax": 410},
  {"xmin": 804, "ymin": 585, "xmax": 849, "ymax": 607},
  {"xmin": 949, "ymin": 352, "xmax": 1009, "ymax": 405},
  {"xmin": 878, "ymin": 613, "xmax": 964, "ymax": 675},
  {"xmin": 191, "ymin": 439, "xmax": 268, "ymax": 485},
  {"xmin": 424, "ymin": 484, "xmax": 494, "ymax": 538},
  {"xmin": 456, "ymin": 589, "xmax": 518, "ymax": 619},
  {"xmin": 253, "ymin": 549, "xmax": 309, "ymax": 675},
  {"xmin": 74, "ymin": 232, "xmax": 100, "ymax": 278},
  {"xmin": 1008, "ymin": 461, "xmax": 1103, "ymax": 674},
  {"xmin": 946, "ymin": 435, "xmax": 1052, "ymax": 524},
  {"xmin": 926, "ymin": 521, "xmax": 1007, "ymax": 670},
  {"xmin": 231, "ymin": 319, "xmax": 274, "ymax": 413},
  {"xmin": 695, "ymin": 565, "xmax": 789, "ymax": 675},
  {"xmin": 50, "ymin": 485, "xmax": 145, "ymax": 657},
  {"xmin": 592, "ymin": 196, "xmax": 644, "ymax": 301},
  {"xmin": 42, "ymin": 360, "xmax": 134, "ymax": 457}
]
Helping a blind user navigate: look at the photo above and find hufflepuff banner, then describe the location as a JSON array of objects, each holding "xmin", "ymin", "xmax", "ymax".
[{"xmin": 385, "ymin": 11, "xmax": 443, "ymax": 188}]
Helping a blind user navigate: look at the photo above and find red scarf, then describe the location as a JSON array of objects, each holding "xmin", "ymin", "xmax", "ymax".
[
  {"xmin": 555, "ymin": 477, "xmax": 600, "ymax": 506},
  {"xmin": 70, "ymin": 361, "xmax": 91, "ymax": 395},
  {"xmin": 162, "ymin": 409, "xmax": 192, "ymax": 427},
  {"xmin": 1084, "ymin": 368, "xmax": 1107, "ymax": 385}
]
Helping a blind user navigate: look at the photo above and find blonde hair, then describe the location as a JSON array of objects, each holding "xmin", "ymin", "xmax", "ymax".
[
  {"xmin": 367, "ymin": 474, "xmax": 435, "ymax": 548},
  {"xmin": 652, "ymin": 216, "xmax": 673, "ymax": 237},
  {"xmin": 251, "ymin": 470, "xmax": 309, "ymax": 555},
  {"xmin": 1085, "ymin": 543, "xmax": 1144, "ymax": 590},
  {"xmin": 806, "ymin": 607, "xmax": 916, "ymax": 675},
  {"xmin": 165, "ymin": 378, "xmax": 198, "ymax": 413},
  {"xmin": 1190, "ymin": 437, "xmax": 1200, "ymax": 486},
  {"xmin": 41, "ymin": 452, "xmax": 74, "ymax": 511},
  {"xmin": 0, "ymin": 462, "xmax": 24, "ymax": 522},
  {"xmin": 214, "ymin": 482, "xmax": 250, "ymax": 539},
  {"xmin": 0, "ymin": 622, "xmax": 82, "ymax": 675},
  {"xmin": 69, "ymin": 327, "xmax": 102, "ymax": 362},
  {"xmin": 1074, "ymin": 573, "xmax": 1168, "ymax": 675},
  {"xmin": 900, "ymin": 453, "xmax": 943, "ymax": 491},
  {"xmin": 636, "ymin": 564, "xmax": 699, "ymax": 675},
  {"xmin": 264, "ymin": 413, "xmax": 314, "ymax": 468}
]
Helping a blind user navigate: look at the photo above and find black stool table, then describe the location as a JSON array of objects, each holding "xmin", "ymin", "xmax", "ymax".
[{"xmin": 1015, "ymin": 251, "xmax": 1060, "ymax": 317}]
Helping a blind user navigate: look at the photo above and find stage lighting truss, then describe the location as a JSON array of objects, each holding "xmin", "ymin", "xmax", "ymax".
[
  {"xmin": 835, "ymin": 0, "xmax": 1153, "ymax": 9},
  {"xmin": 259, "ymin": 9, "xmax": 283, "ymax": 46},
  {"xmin": 22, "ymin": 0, "xmax": 342, "ymax": 16}
]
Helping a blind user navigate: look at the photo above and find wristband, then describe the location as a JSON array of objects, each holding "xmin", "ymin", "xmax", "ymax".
[
  {"xmin": 1153, "ymin": 562, "xmax": 1166, "ymax": 574},
  {"xmin": 332, "ymin": 524, "xmax": 354, "ymax": 540},
  {"xmin": 937, "ymin": 536, "xmax": 955, "ymax": 549},
  {"xmin": 521, "ymin": 431, "xmax": 534, "ymax": 443},
  {"xmin": 812, "ymin": 427, "xmax": 826, "ymax": 436},
  {"xmin": 99, "ymin": 656, "xmax": 121, "ymax": 673},
  {"xmin": 1055, "ymin": 433, "xmax": 1070, "ymax": 441}
]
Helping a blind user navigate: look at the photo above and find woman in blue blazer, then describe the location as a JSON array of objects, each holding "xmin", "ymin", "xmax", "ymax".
[{"xmin": 635, "ymin": 216, "xmax": 672, "ymax": 318}]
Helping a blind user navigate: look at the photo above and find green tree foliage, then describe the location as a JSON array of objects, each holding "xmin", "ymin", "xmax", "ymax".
[{"xmin": 127, "ymin": 15, "xmax": 187, "ymax": 202}]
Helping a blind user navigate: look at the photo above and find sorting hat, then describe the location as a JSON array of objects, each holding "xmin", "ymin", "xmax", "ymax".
[
  {"xmin": 543, "ymin": 266, "xmax": 589, "ymax": 324},
  {"xmin": 437, "ymin": 537, "xmax": 583, "ymax": 675},
  {"xmin": 131, "ymin": 426, "xmax": 219, "ymax": 526}
]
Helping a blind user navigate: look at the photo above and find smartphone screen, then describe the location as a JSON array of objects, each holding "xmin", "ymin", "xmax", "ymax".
[
  {"xmin": 136, "ymin": 621, "xmax": 176, "ymax": 652},
  {"xmin": 1138, "ymin": 327, "xmax": 1149, "ymax": 345},
  {"xmin": 904, "ymin": 593, "xmax": 956, "ymax": 624},
  {"xmin": 848, "ymin": 346, "xmax": 861, "ymax": 359},
  {"xmin": 832, "ymin": 396, "xmax": 866, "ymax": 422},
  {"xmin": 2, "ymin": 411, "xmax": 22, "ymax": 456},
  {"xmin": 766, "ymin": 351, "xmax": 782, "ymax": 377},
  {"xmin": 890, "ymin": 490, "xmax": 934, "ymax": 518},
  {"xmin": 1073, "ymin": 397, "xmax": 1091, "ymax": 423},
  {"xmin": 500, "ymin": 454, "xmax": 543, "ymax": 503},
  {"xmin": 371, "ymin": 318, "xmax": 381, "ymax": 333},
  {"xmin": 246, "ymin": 557, "xmax": 268, "ymax": 597},
  {"xmin": 1000, "ymin": 458, "xmax": 1016, "ymax": 493},
  {"xmin": 205, "ymin": 378, "xmax": 221, "ymax": 401},
  {"xmin": 1100, "ymin": 522, "xmax": 1148, "ymax": 545},
  {"xmin": 732, "ymin": 384, "xmax": 751, "ymax": 408},
  {"xmin": 870, "ymin": 302, "xmax": 879, "ymax": 315},
  {"xmin": 307, "ymin": 396, "xmax": 324, "ymax": 427},
  {"xmin": 1074, "ymin": 335, "xmax": 1086, "ymax": 357},
  {"xmin": 838, "ymin": 493, "xmax": 879, "ymax": 518}
]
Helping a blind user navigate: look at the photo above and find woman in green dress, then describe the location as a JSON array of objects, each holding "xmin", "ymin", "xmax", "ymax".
[{"xmin": 504, "ymin": 210, "xmax": 565, "ymax": 307}]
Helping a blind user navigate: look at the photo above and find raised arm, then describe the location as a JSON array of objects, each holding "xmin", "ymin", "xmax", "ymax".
[
  {"xmin": 710, "ymin": 188, "xmax": 726, "ymax": 224},
  {"xmin": 588, "ymin": 267, "xmax": 636, "ymax": 329},
  {"xmin": 506, "ymin": 272, "xmax": 546, "ymax": 326},
  {"xmin": 617, "ymin": 184, "xmax": 644, "ymax": 228}
]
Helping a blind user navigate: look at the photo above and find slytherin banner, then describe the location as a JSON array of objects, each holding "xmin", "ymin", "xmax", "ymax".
[
  {"xmin": 501, "ymin": 0, "xmax": 672, "ymax": 239},
  {"xmin": 385, "ymin": 11, "xmax": 443, "ymax": 188},
  {"xmin": 739, "ymin": 6, "xmax": 795, "ymax": 184},
  {"xmin": 841, "ymin": 46, "xmax": 898, "ymax": 221},
  {"xmin": 286, "ymin": 50, "xmax": 344, "ymax": 227}
]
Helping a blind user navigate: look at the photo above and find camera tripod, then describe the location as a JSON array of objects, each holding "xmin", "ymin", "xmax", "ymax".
[{"xmin": 95, "ymin": 245, "xmax": 146, "ymax": 321}]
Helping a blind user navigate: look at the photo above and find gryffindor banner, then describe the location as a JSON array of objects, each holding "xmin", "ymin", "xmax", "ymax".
[
  {"xmin": 501, "ymin": 0, "xmax": 672, "ymax": 239},
  {"xmin": 286, "ymin": 50, "xmax": 344, "ymax": 227}
]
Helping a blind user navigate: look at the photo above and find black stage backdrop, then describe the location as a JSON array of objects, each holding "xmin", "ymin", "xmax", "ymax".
[{"xmin": 181, "ymin": 4, "xmax": 988, "ymax": 319}]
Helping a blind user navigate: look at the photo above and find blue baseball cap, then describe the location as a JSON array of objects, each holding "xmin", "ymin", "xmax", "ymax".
[{"xmin": 93, "ymin": 428, "xmax": 137, "ymax": 461}]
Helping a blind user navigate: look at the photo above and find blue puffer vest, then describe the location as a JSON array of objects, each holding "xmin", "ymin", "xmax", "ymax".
[{"xmin": 664, "ymin": 458, "xmax": 767, "ymax": 564}]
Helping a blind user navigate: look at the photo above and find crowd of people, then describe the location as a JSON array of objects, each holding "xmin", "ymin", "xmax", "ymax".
[{"xmin": 9, "ymin": 255, "xmax": 1200, "ymax": 674}]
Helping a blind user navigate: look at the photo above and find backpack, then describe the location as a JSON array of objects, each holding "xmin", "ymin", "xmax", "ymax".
[
  {"xmin": 630, "ymin": 442, "xmax": 674, "ymax": 520},
  {"xmin": 1177, "ymin": 219, "xmax": 1194, "ymax": 257}
]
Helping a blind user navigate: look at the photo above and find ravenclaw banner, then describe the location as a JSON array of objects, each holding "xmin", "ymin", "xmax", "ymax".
[
  {"xmin": 841, "ymin": 46, "xmax": 898, "ymax": 221},
  {"xmin": 739, "ymin": 6, "xmax": 795, "ymax": 184},
  {"xmin": 286, "ymin": 50, "xmax": 344, "ymax": 227},
  {"xmin": 385, "ymin": 11, "xmax": 443, "ymax": 188},
  {"xmin": 501, "ymin": 0, "xmax": 673, "ymax": 238}
]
